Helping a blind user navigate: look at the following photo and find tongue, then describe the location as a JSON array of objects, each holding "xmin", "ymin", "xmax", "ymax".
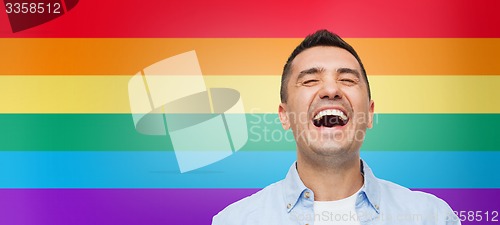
[{"xmin": 313, "ymin": 115, "xmax": 345, "ymax": 127}]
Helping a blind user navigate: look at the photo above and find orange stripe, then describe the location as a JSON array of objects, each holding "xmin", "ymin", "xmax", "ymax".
[{"xmin": 1, "ymin": 38, "xmax": 499, "ymax": 75}]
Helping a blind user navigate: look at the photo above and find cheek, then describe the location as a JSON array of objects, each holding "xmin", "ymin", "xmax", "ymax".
[
  {"xmin": 287, "ymin": 87, "xmax": 321, "ymax": 123},
  {"xmin": 344, "ymin": 90, "xmax": 371, "ymax": 121},
  {"xmin": 289, "ymin": 91, "xmax": 312, "ymax": 110},
  {"xmin": 296, "ymin": 88, "xmax": 318, "ymax": 103},
  {"xmin": 286, "ymin": 104, "xmax": 309, "ymax": 129},
  {"xmin": 344, "ymin": 88, "xmax": 369, "ymax": 108}
]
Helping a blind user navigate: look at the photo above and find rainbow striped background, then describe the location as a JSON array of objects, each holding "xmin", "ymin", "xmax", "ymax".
[{"xmin": 0, "ymin": 0, "xmax": 499, "ymax": 224}]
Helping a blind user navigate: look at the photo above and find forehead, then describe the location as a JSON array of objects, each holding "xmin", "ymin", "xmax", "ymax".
[{"xmin": 290, "ymin": 46, "xmax": 361, "ymax": 76}]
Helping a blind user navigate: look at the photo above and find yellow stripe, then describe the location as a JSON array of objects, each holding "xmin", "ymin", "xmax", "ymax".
[{"xmin": 0, "ymin": 75, "xmax": 498, "ymax": 113}]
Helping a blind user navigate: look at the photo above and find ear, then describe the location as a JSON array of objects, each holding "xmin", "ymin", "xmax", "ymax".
[
  {"xmin": 278, "ymin": 103, "xmax": 290, "ymax": 130},
  {"xmin": 367, "ymin": 100, "xmax": 375, "ymax": 129}
]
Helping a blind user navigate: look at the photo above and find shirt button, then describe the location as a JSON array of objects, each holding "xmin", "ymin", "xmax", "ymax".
[
  {"xmin": 304, "ymin": 191, "xmax": 311, "ymax": 199},
  {"xmin": 287, "ymin": 203, "xmax": 292, "ymax": 209}
]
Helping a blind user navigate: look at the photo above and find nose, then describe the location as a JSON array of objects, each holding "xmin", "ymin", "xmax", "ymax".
[{"xmin": 318, "ymin": 77, "xmax": 342, "ymax": 100}]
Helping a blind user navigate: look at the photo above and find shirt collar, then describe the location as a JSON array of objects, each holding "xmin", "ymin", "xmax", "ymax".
[
  {"xmin": 282, "ymin": 162, "xmax": 308, "ymax": 212},
  {"xmin": 360, "ymin": 159, "xmax": 381, "ymax": 213},
  {"xmin": 282, "ymin": 159, "xmax": 381, "ymax": 213}
]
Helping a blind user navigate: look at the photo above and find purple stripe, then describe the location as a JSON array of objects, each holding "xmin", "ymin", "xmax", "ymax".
[{"xmin": 0, "ymin": 189, "xmax": 497, "ymax": 225}]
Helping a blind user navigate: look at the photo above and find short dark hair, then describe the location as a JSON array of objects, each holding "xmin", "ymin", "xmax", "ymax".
[{"xmin": 280, "ymin": 29, "xmax": 370, "ymax": 102}]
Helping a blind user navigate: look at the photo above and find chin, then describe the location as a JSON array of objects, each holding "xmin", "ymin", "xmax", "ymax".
[{"xmin": 310, "ymin": 142, "xmax": 350, "ymax": 156}]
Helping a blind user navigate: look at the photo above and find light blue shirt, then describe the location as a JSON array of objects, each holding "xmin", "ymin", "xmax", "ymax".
[{"xmin": 213, "ymin": 160, "xmax": 460, "ymax": 225}]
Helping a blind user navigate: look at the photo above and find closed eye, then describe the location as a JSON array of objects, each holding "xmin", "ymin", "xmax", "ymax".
[
  {"xmin": 339, "ymin": 78, "xmax": 358, "ymax": 86},
  {"xmin": 340, "ymin": 78, "xmax": 355, "ymax": 83},
  {"xmin": 302, "ymin": 79, "xmax": 319, "ymax": 86}
]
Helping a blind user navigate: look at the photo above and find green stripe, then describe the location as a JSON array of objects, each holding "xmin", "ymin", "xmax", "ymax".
[{"xmin": 0, "ymin": 114, "xmax": 497, "ymax": 151}]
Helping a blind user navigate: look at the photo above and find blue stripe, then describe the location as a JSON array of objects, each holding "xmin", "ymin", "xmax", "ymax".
[{"xmin": 0, "ymin": 151, "xmax": 498, "ymax": 188}]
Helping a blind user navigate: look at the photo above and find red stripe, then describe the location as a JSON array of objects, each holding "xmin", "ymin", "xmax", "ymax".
[{"xmin": 1, "ymin": 0, "xmax": 499, "ymax": 37}]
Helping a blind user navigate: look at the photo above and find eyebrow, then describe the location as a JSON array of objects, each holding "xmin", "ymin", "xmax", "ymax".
[
  {"xmin": 297, "ymin": 67, "xmax": 325, "ymax": 80},
  {"xmin": 337, "ymin": 67, "xmax": 361, "ymax": 78}
]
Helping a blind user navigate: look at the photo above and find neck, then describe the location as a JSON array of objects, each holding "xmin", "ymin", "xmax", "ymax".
[{"xmin": 297, "ymin": 152, "xmax": 363, "ymax": 201}]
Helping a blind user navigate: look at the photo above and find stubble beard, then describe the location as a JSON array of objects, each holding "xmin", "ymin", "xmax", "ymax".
[{"xmin": 295, "ymin": 127, "xmax": 361, "ymax": 169}]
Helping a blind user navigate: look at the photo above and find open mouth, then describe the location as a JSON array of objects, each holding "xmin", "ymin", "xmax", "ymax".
[{"xmin": 312, "ymin": 109, "xmax": 349, "ymax": 128}]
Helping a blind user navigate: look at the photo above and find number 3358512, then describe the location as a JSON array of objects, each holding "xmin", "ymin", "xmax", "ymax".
[
  {"xmin": 453, "ymin": 211, "xmax": 498, "ymax": 222},
  {"xmin": 5, "ymin": 2, "xmax": 61, "ymax": 14}
]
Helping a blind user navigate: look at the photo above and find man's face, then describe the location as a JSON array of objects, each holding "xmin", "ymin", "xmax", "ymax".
[{"xmin": 279, "ymin": 46, "xmax": 374, "ymax": 159}]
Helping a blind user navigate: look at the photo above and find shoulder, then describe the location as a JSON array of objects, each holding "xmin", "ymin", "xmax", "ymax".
[
  {"xmin": 212, "ymin": 181, "xmax": 282, "ymax": 225},
  {"xmin": 377, "ymin": 178, "xmax": 450, "ymax": 208},
  {"xmin": 376, "ymin": 178, "xmax": 460, "ymax": 224}
]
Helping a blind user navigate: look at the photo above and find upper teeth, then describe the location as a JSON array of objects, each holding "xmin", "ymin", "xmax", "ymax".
[{"xmin": 313, "ymin": 109, "xmax": 348, "ymax": 121}]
